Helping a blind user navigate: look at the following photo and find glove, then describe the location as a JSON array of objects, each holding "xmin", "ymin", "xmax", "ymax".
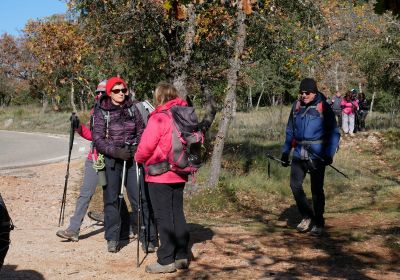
[
  {"xmin": 281, "ymin": 153, "xmax": 290, "ymax": 167},
  {"xmin": 128, "ymin": 145, "xmax": 137, "ymax": 155},
  {"xmin": 70, "ymin": 114, "xmax": 80, "ymax": 130},
  {"xmin": 323, "ymin": 156, "xmax": 333, "ymax": 166},
  {"xmin": 115, "ymin": 147, "xmax": 132, "ymax": 161}
]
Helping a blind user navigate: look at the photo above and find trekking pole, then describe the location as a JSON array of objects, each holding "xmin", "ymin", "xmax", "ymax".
[
  {"xmin": 303, "ymin": 146, "xmax": 350, "ymax": 180},
  {"xmin": 117, "ymin": 160, "xmax": 127, "ymax": 241},
  {"xmin": 266, "ymin": 154, "xmax": 291, "ymax": 166},
  {"xmin": 58, "ymin": 112, "xmax": 76, "ymax": 227},
  {"xmin": 136, "ymin": 161, "xmax": 141, "ymax": 267}
]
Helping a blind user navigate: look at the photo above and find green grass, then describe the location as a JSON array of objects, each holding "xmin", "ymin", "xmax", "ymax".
[
  {"xmin": 0, "ymin": 105, "xmax": 91, "ymax": 134},
  {"xmin": 186, "ymin": 108, "xmax": 400, "ymax": 241}
]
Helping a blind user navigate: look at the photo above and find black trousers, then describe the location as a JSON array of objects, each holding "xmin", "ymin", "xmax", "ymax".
[
  {"xmin": 103, "ymin": 157, "xmax": 157, "ymax": 243},
  {"xmin": 148, "ymin": 182, "xmax": 189, "ymax": 265},
  {"xmin": 333, "ymin": 109, "xmax": 342, "ymax": 128},
  {"xmin": 290, "ymin": 158, "xmax": 326, "ymax": 227}
]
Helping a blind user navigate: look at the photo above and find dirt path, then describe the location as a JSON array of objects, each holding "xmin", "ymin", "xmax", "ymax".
[{"xmin": 0, "ymin": 138, "xmax": 399, "ymax": 279}]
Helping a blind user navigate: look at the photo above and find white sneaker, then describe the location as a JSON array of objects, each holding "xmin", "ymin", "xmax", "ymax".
[{"xmin": 296, "ymin": 218, "xmax": 312, "ymax": 232}]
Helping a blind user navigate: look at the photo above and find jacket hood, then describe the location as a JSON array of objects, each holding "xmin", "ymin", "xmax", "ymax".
[{"xmin": 151, "ymin": 98, "xmax": 188, "ymax": 116}]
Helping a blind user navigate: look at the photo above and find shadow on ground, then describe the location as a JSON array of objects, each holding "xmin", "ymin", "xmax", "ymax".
[{"xmin": 0, "ymin": 265, "xmax": 44, "ymax": 280}]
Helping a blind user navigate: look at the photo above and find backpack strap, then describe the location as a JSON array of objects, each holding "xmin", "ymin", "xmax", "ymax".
[{"xmin": 100, "ymin": 109, "xmax": 110, "ymax": 139}]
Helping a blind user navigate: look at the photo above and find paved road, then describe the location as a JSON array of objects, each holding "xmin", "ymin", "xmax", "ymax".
[{"xmin": 0, "ymin": 130, "xmax": 90, "ymax": 169}]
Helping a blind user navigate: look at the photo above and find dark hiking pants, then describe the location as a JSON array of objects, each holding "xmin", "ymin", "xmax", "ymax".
[
  {"xmin": 103, "ymin": 157, "xmax": 156, "ymax": 243},
  {"xmin": 148, "ymin": 182, "xmax": 189, "ymax": 265},
  {"xmin": 290, "ymin": 158, "xmax": 326, "ymax": 227},
  {"xmin": 358, "ymin": 110, "xmax": 368, "ymax": 130},
  {"xmin": 333, "ymin": 109, "xmax": 342, "ymax": 129}
]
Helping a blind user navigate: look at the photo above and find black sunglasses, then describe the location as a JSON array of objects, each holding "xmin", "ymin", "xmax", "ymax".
[
  {"xmin": 111, "ymin": 88, "xmax": 128, "ymax": 94},
  {"xmin": 300, "ymin": 91, "xmax": 314, "ymax": 96}
]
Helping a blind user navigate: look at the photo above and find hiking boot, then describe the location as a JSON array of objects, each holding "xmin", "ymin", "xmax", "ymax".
[
  {"xmin": 141, "ymin": 242, "xmax": 156, "ymax": 253},
  {"xmin": 145, "ymin": 262, "xmax": 176, "ymax": 274},
  {"xmin": 87, "ymin": 211, "xmax": 104, "ymax": 224},
  {"xmin": 107, "ymin": 240, "xmax": 119, "ymax": 253},
  {"xmin": 296, "ymin": 218, "xmax": 312, "ymax": 233},
  {"xmin": 175, "ymin": 259, "xmax": 189, "ymax": 270},
  {"xmin": 56, "ymin": 229, "xmax": 79, "ymax": 242},
  {"xmin": 310, "ymin": 225, "xmax": 324, "ymax": 236},
  {"xmin": 129, "ymin": 226, "xmax": 137, "ymax": 239}
]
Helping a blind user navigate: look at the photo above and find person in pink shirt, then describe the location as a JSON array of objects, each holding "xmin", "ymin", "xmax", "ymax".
[
  {"xmin": 341, "ymin": 91, "xmax": 359, "ymax": 136},
  {"xmin": 135, "ymin": 82, "xmax": 189, "ymax": 274}
]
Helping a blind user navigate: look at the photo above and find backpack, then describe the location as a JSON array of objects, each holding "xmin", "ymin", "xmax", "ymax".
[
  {"xmin": 0, "ymin": 194, "xmax": 14, "ymax": 269},
  {"xmin": 331, "ymin": 95, "xmax": 342, "ymax": 111},
  {"xmin": 147, "ymin": 105, "xmax": 204, "ymax": 176}
]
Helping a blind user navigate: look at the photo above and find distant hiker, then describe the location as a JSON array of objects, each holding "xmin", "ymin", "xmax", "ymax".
[
  {"xmin": 341, "ymin": 91, "xmax": 359, "ymax": 136},
  {"xmin": 92, "ymin": 77, "xmax": 157, "ymax": 253},
  {"xmin": 331, "ymin": 91, "xmax": 343, "ymax": 128},
  {"xmin": 135, "ymin": 82, "xmax": 191, "ymax": 273},
  {"xmin": 356, "ymin": 92, "xmax": 369, "ymax": 131},
  {"xmin": 56, "ymin": 80, "xmax": 110, "ymax": 242},
  {"xmin": 281, "ymin": 78, "xmax": 340, "ymax": 236}
]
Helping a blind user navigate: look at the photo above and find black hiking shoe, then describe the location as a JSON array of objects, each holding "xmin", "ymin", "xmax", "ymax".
[
  {"xmin": 87, "ymin": 211, "xmax": 104, "ymax": 224},
  {"xmin": 56, "ymin": 229, "xmax": 79, "ymax": 242}
]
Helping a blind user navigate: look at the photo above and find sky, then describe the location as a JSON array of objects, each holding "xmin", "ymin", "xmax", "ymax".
[{"xmin": 0, "ymin": 0, "xmax": 67, "ymax": 36}]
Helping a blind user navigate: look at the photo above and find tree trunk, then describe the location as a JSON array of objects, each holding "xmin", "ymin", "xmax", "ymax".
[
  {"xmin": 79, "ymin": 90, "xmax": 84, "ymax": 111},
  {"xmin": 207, "ymin": 5, "xmax": 247, "ymax": 188},
  {"xmin": 199, "ymin": 80, "xmax": 217, "ymax": 131},
  {"xmin": 173, "ymin": 3, "xmax": 196, "ymax": 99},
  {"xmin": 40, "ymin": 93, "xmax": 48, "ymax": 115},
  {"xmin": 256, "ymin": 90, "xmax": 264, "ymax": 110},
  {"xmin": 334, "ymin": 62, "xmax": 339, "ymax": 92},
  {"xmin": 70, "ymin": 81, "xmax": 78, "ymax": 113},
  {"xmin": 369, "ymin": 90, "xmax": 375, "ymax": 114},
  {"xmin": 248, "ymin": 87, "xmax": 253, "ymax": 109},
  {"xmin": 358, "ymin": 82, "xmax": 362, "ymax": 93}
]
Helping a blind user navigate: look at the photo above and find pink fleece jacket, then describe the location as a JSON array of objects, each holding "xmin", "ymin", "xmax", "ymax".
[
  {"xmin": 341, "ymin": 99, "xmax": 359, "ymax": 115},
  {"xmin": 135, "ymin": 98, "xmax": 188, "ymax": 183}
]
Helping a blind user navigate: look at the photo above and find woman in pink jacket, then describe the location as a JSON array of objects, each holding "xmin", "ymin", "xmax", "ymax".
[
  {"xmin": 341, "ymin": 91, "xmax": 359, "ymax": 136},
  {"xmin": 135, "ymin": 82, "xmax": 189, "ymax": 274}
]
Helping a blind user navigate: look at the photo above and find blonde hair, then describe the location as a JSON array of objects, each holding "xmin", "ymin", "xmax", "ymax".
[{"xmin": 154, "ymin": 82, "xmax": 179, "ymax": 106}]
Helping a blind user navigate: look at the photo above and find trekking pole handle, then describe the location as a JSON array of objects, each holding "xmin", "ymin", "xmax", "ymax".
[
  {"xmin": 303, "ymin": 146, "xmax": 350, "ymax": 180},
  {"xmin": 266, "ymin": 153, "xmax": 291, "ymax": 165},
  {"xmin": 120, "ymin": 160, "xmax": 127, "ymax": 197}
]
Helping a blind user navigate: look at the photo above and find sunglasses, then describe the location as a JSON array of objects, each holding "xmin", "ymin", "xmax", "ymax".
[
  {"xmin": 300, "ymin": 91, "xmax": 314, "ymax": 96},
  {"xmin": 111, "ymin": 88, "xmax": 128, "ymax": 94}
]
